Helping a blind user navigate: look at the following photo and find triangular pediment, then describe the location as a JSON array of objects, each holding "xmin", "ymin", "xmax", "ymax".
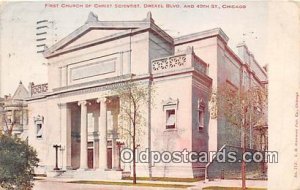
[
  {"xmin": 43, "ymin": 11, "xmax": 173, "ymax": 58},
  {"xmin": 44, "ymin": 22, "xmax": 150, "ymax": 58},
  {"xmin": 62, "ymin": 28, "xmax": 132, "ymax": 50}
]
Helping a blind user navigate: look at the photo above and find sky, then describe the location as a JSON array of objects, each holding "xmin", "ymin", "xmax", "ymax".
[{"xmin": 0, "ymin": 1, "xmax": 269, "ymax": 96}]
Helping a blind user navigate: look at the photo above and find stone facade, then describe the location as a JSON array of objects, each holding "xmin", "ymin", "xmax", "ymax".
[{"xmin": 25, "ymin": 12, "xmax": 267, "ymax": 179}]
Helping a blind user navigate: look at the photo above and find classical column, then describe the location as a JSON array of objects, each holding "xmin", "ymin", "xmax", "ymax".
[
  {"xmin": 58, "ymin": 103, "xmax": 72, "ymax": 170},
  {"xmin": 111, "ymin": 110, "xmax": 119, "ymax": 170},
  {"xmin": 112, "ymin": 133, "xmax": 117, "ymax": 170},
  {"xmin": 92, "ymin": 111, "xmax": 100, "ymax": 169},
  {"xmin": 97, "ymin": 98, "xmax": 107, "ymax": 170},
  {"xmin": 94, "ymin": 140, "xmax": 99, "ymax": 169},
  {"xmin": 78, "ymin": 100, "xmax": 88, "ymax": 170}
]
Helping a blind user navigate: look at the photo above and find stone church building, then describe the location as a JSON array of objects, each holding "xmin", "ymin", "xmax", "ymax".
[{"xmin": 25, "ymin": 12, "xmax": 267, "ymax": 179}]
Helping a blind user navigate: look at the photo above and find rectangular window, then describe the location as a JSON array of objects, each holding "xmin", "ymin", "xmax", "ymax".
[
  {"xmin": 198, "ymin": 109, "xmax": 204, "ymax": 130},
  {"xmin": 36, "ymin": 123, "xmax": 43, "ymax": 138},
  {"xmin": 14, "ymin": 111, "xmax": 21, "ymax": 124},
  {"xmin": 166, "ymin": 109, "xmax": 176, "ymax": 129},
  {"xmin": 197, "ymin": 98, "xmax": 206, "ymax": 131}
]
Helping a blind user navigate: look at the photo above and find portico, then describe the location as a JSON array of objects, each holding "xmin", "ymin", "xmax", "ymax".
[{"xmin": 59, "ymin": 97, "xmax": 121, "ymax": 172}]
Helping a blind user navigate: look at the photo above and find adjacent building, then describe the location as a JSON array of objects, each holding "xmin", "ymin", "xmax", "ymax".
[{"xmin": 0, "ymin": 81, "xmax": 29, "ymax": 139}]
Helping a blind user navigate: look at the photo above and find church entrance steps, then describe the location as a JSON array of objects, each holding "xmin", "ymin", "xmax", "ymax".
[{"xmin": 53, "ymin": 169, "xmax": 123, "ymax": 180}]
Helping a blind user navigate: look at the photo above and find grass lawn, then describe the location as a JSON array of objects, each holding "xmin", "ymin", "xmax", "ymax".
[
  {"xmin": 69, "ymin": 180, "xmax": 193, "ymax": 188},
  {"xmin": 122, "ymin": 177, "xmax": 201, "ymax": 182},
  {"xmin": 203, "ymin": 186, "xmax": 267, "ymax": 190}
]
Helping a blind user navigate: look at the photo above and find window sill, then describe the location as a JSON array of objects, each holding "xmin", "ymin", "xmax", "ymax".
[{"xmin": 164, "ymin": 128, "xmax": 178, "ymax": 132}]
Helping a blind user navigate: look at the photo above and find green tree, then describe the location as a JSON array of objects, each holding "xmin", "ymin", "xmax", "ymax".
[
  {"xmin": 0, "ymin": 135, "xmax": 39, "ymax": 190},
  {"xmin": 214, "ymin": 82, "xmax": 267, "ymax": 190},
  {"xmin": 111, "ymin": 80, "xmax": 154, "ymax": 184}
]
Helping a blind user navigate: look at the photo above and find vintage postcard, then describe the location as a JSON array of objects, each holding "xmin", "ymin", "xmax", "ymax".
[{"xmin": 0, "ymin": 1, "xmax": 299, "ymax": 190}]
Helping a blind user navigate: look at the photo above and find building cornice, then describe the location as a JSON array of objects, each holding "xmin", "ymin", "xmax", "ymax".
[
  {"xmin": 236, "ymin": 42, "xmax": 267, "ymax": 77},
  {"xmin": 174, "ymin": 28, "xmax": 267, "ymax": 84},
  {"xmin": 223, "ymin": 44, "xmax": 267, "ymax": 86},
  {"xmin": 26, "ymin": 74, "xmax": 135, "ymax": 101},
  {"xmin": 174, "ymin": 28, "xmax": 229, "ymax": 46},
  {"xmin": 26, "ymin": 67, "xmax": 211, "ymax": 102},
  {"xmin": 149, "ymin": 22, "xmax": 174, "ymax": 44},
  {"xmin": 152, "ymin": 67, "xmax": 212, "ymax": 87}
]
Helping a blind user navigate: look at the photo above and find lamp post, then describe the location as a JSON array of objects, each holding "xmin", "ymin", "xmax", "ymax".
[
  {"xmin": 116, "ymin": 141, "xmax": 125, "ymax": 171},
  {"xmin": 53, "ymin": 144, "xmax": 61, "ymax": 170}
]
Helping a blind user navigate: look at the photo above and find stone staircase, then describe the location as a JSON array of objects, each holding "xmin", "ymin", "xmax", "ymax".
[
  {"xmin": 54, "ymin": 169, "xmax": 124, "ymax": 180},
  {"xmin": 56, "ymin": 169, "xmax": 77, "ymax": 178}
]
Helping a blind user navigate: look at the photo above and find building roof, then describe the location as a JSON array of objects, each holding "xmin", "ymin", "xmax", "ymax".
[
  {"xmin": 43, "ymin": 12, "xmax": 234, "ymax": 60},
  {"xmin": 43, "ymin": 12, "xmax": 173, "ymax": 58},
  {"xmin": 12, "ymin": 81, "xmax": 29, "ymax": 100}
]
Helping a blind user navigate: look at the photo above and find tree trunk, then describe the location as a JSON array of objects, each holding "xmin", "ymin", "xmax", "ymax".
[
  {"xmin": 133, "ymin": 126, "xmax": 136, "ymax": 184},
  {"xmin": 241, "ymin": 127, "xmax": 246, "ymax": 190},
  {"xmin": 242, "ymin": 147, "xmax": 246, "ymax": 190}
]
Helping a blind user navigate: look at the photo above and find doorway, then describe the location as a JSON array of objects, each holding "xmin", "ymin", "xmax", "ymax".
[
  {"xmin": 107, "ymin": 148, "xmax": 112, "ymax": 169},
  {"xmin": 88, "ymin": 148, "xmax": 93, "ymax": 169}
]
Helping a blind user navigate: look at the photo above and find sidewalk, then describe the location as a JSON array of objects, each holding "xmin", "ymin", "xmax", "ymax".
[
  {"xmin": 189, "ymin": 179, "xmax": 267, "ymax": 189},
  {"xmin": 35, "ymin": 177, "xmax": 267, "ymax": 189},
  {"xmin": 33, "ymin": 177, "xmax": 196, "ymax": 190},
  {"xmin": 35, "ymin": 176, "xmax": 198, "ymax": 186}
]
